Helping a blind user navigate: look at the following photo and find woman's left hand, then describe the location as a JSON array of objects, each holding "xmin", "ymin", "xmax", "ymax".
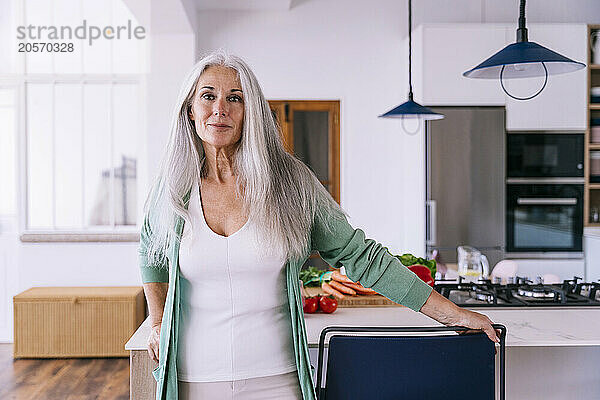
[
  {"xmin": 420, "ymin": 289, "xmax": 500, "ymax": 345},
  {"xmin": 455, "ymin": 308, "xmax": 500, "ymax": 344}
]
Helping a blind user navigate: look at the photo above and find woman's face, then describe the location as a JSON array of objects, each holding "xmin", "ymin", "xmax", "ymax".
[{"xmin": 189, "ymin": 65, "xmax": 245, "ymax": 150}]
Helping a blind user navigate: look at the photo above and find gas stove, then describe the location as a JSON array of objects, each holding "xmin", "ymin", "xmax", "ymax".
[{"xmin": 434, "ymin": 276, "xmax": 600, "ymax": 307}]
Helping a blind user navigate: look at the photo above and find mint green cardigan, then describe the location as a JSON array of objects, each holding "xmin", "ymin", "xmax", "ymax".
[{"xmin": 139, "ymin": 187, "xmax": 433, "ymax": 400}]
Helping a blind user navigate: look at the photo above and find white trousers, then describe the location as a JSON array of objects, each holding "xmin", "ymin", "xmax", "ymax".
[{"xmin": 177, "ymin": 370, "xmax": 303, "ymax": 400}]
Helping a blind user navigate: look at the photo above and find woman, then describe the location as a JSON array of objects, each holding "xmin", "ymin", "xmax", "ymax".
[{"xmin": 139, "ymin": 50, "xmax": 499, "ymax": 400}]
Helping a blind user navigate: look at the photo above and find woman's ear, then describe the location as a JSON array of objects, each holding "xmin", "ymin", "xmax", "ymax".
[{"xmin": 188, "ymin": 106, "xmax": 195, "ymax": 121}]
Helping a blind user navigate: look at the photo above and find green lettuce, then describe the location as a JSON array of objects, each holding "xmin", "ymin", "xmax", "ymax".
[{"xmin": 394, "ymin": 253, "xmax": 436, "ymax": 280}]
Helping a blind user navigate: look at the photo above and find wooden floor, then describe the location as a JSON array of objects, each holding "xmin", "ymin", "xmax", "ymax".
[{"xmin": 0, "ymin": 344, "xmax": 129, "ymax": 400}]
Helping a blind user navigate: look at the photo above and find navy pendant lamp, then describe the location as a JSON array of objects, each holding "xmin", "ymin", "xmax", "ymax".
[
  {"xmin": 379, "ymin": 0, "xmax": 443, "ymax": 121},
  {"xmin": 463, "ymin": 0, "xmax": 585, "ymax": 100}
]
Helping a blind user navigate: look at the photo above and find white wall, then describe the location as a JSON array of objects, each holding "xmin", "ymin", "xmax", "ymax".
[
  {"xmin": 146, "ymin": 33, "xmax": 196, "ymax": 180},
  {"xmin": 195, "ymin": 1, "xmax": 426, "ymax": 259}
]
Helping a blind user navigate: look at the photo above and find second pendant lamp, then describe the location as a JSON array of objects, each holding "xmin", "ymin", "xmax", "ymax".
[
  {"xmin": 379, "ymin": 0, "xmax": 444, "ymax": 121},
  {"xmin": 463, "ymin": 0, "xmax": 585, "ymax": 100}
]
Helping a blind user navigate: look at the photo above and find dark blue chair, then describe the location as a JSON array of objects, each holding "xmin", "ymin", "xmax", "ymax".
[{"xmin": 316, "ymin": 324, "xmax": 506, "ymax": 400}]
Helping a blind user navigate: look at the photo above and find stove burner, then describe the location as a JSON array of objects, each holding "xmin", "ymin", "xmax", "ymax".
[
  {"xmin": 516, "ymin": 286, "xmax": 556, "ymax": 299},
  {"xmin": 576, "ymin": 282, "xmax": 600, "ymax": 300},
  {"xmin": 470, "ymin": 290, "xmax": 495, "ymax": 303}
]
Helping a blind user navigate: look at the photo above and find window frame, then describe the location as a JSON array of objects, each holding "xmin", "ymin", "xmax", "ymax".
[{"xmin": 8, "ymin": 74, "xmax": 146, "ymax": 242}]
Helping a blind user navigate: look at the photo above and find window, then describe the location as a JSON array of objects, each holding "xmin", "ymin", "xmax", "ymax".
[
  {"xmin": 1, "ymin": 0, "xmax": 147, "ymax": 241},
  {"xmin": 26, "ymin": 81, "xmax": 140, "ymax": 230}
]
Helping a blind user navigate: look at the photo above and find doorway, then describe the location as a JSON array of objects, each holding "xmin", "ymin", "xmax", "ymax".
[{"xmin": 269, "ymin": 100, "xmax": 340, "ymax": 269}]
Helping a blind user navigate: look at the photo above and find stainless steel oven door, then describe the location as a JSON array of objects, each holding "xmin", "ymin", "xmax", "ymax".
[{"xmin": 506, "ymin": 184, "xmax": 583, "ymax": 255}]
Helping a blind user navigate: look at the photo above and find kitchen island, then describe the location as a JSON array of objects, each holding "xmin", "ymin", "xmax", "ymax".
[{"xmin": 126, "ymin": 306, "xmax": 600, "ymax": 400}]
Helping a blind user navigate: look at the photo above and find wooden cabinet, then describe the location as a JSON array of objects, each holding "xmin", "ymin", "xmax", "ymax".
[
  {"xmin": 13, "ymin": 286, "xmax": 145, "ymax": 358},
  {"xmin": 504, "ymin": 24, "xmax": 587, "ymax": 131}
]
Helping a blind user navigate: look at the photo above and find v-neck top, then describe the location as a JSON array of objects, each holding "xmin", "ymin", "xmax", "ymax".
[{"xmin": 176, "ymin": 181, "xmax": 297, "ymax": 382}]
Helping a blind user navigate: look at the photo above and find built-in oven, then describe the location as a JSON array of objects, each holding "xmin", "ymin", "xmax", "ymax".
[
  {"xmin": 506, "ymin": 183, "xmax": 583, "ymax": 256},
  {"xmin": 507, "ymin": 133, "xmax": 583, "ymax": 178}
]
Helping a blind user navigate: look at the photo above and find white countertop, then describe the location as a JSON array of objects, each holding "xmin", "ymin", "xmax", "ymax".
[
  {"xmin": 584, "ymin": 227, "xmax": 600, "ymax": 237},
  {"xmin": 126, "ymin": 317, "xmax": 151, "ymax": 351},
  {"xmin": 126, "ymin": 306, "xmax": 600, "ymax": 351}
]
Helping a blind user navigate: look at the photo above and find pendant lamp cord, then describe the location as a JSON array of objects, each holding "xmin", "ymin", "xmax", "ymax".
[
  {"xmin": 405, "ymin": 0, "xmax": 425, "ymax": 130},
  {"xmin": 519, "ymin": 0, "xmax": 526, "ymax": 29},
  {"xmin": 517, "ymin": 0, "xmax": 528, "ymax": 42},
  {"xmin": 408, "ymin": 0, "xmax": 413, "ymax": 101}
]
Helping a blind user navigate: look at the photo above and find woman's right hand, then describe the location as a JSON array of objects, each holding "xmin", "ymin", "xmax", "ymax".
[
  {"xmin": 322, "ymin": 270, "xmax": 378, "ymax": 300},
  {"xmin": 147, "ymin": 324, "xmax": 161, "ymax": 363}
]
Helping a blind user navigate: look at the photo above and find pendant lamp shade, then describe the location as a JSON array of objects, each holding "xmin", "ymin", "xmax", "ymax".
[
  {"xmin": 379, "ymin": 0, "xmax": 443, "ymax": 121},
  {"xmin": 463, "ymin": 41, "xmax": 585, "ymax": 79},
  {"xmin": 379, "ymin": 98, "xmax": 444, "ymax": 120}
]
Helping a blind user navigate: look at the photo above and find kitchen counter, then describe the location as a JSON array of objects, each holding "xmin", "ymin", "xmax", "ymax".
[
  {"xmin": 126, "ymin": 307, "xmax": 600, "ymax": 400},
  {"xmin": 303, "ymin": 306, "xmax": 600, "ymax": 347}
]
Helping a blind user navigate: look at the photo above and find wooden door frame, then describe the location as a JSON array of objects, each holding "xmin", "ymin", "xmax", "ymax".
[{"xmin": 268, "ymin": 100, "xmax": 340, "ymax": 204}]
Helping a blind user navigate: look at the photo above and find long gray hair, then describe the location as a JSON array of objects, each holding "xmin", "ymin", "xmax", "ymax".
[{"xmin": 143, "ymin": 50, "xmax": 348, "ymax": 267}]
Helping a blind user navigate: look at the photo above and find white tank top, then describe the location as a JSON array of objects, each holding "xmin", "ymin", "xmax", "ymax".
[{"xmin": 176, "ymin": 181, "xmax": 297, "ymax": 382}]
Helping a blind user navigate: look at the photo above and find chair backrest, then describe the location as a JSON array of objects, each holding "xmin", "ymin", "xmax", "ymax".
[{"xmin": 317, "ymin": 325, "xmax": 506, "ymax": 400}]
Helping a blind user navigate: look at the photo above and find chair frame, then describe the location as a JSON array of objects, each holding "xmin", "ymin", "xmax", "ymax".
[{"xmin": 316, "ymin": 324, "xmax": 507, "ymax": 400}]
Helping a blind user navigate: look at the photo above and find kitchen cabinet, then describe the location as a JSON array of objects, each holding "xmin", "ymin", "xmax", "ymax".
[
  {"xmin": 504, "ymin": 24, "xmax": 587, "ymax": 131},
  {"xmin": 416, "ymin": 24, "xmax": 509, "ymax": 106}
]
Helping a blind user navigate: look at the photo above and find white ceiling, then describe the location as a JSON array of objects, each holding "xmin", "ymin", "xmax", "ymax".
[
  {"xmin": 191, "ymin": 0, "xmax": 600, "ymax": 24},
  {"xmin": 194, "ymin": 0, "xmax": 294, "ymax": 11}
]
